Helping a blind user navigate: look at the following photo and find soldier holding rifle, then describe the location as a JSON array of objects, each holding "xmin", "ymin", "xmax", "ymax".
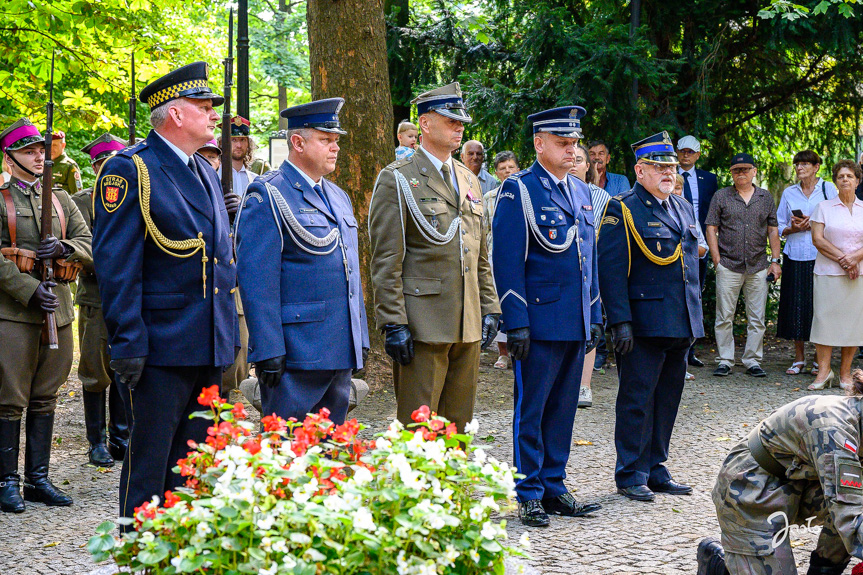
[{"xmin": 0, "ymin": 116, "xmax": 92, "ymax": 513}]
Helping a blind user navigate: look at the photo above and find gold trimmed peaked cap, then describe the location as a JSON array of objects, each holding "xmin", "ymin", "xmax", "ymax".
[
  {"xmin": 631, "ymin": 130, "xmax": 678, "ymax": 166},
  {"xmin": 139, "ymin": 62, "xmax": 224, "ymax": 109}
]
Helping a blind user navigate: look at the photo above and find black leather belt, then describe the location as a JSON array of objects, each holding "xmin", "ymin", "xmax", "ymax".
[{"xmin": 747, "ymin": 425, "xmax": 787, "ymax": 479}]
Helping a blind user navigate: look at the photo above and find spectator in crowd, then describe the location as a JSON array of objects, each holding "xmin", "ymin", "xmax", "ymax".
[
  {"xmin": 588, "ymin": 140, "xmax": 631, "ymax": 197},
  {"xmin": 776, "ymin": 150, "xmax": 837, "ymax": 376},
  {"xmin": 856, "ymin": 152, "xmax": 863, "ymax": 201},
  {"xmin": 705, "ymin": 153, "xmax": 782, "ymax": 378},
  {"xmin": 570, "ymin": 143, "xmax": 610, "ymax": 407},
  {"xmin": 461, "ymin": 140, "xmax": 500, "ymax": 194},
  {"xmin": 217, "ymin": 115, "xmax": 257, "ymax": 198},
  {"xmin": 483, "ymin": 151, "xmax": 520, "ymax": 370},
  {"xmin": 673, "ymin": 173, "xmax": 709, "ymax": 381},
  {"xmin": 676, "ymin": 135, "xmax": 717, "ymax": 369},
  {"xmin": 197, "ymin": 139, "xmax": 222, "ymax": 170},
  {"xmin": 395, "ymin": 120, "xmax": 418, "ymax": 160},
  {"xmin": 808, "ymin": 160, "xmax": 863, "ymax": 390}
]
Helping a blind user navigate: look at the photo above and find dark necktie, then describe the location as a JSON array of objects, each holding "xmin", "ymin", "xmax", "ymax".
[
  {"xmin": 557, "ymin": 181, "xmax": 574, "ymax": 211},
  {"xmin": 314, "ymin": 183, "xmax": 334, "ymax": 217},
  {"xmin": 681, "ymin": 171, "xmax": 693, "ymax": 204},
  {"xmin": 440, "ymin": 163, "xmax": 457, "ymax": 201},
  {"xmin": 187, "ymin": 157, "xmax": 201, "ymax": 183},
  {"xmin": 662, "ymin": 199, "xmax": 680, "ymax": 228}
]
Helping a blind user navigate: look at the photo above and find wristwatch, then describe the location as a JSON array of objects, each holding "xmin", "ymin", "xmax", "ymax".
[{"xmin": 770, "ymin": 257, "xmax": 782, "ymax": 265}]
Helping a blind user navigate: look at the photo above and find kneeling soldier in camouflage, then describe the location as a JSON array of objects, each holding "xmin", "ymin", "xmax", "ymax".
[{"xmin": 700, "ymin": 375, "xmax": 863, "ymax": 574}]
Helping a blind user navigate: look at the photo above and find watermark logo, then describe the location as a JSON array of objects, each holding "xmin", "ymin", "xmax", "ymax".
[{"xmin": 768, "ymin": 511, "xmax": 818, "ymax": 548}]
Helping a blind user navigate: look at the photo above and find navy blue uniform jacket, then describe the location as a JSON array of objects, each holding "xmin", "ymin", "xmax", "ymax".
[
  {"xmin": 235, "ymin": 161, "xmax": 369, "ymax": 370},
  {"xmin": 597, "ymin": 183, "xmax": 704, "ymax": 339},
  {"xmin": 92, "ymin": 130, "xmax": 239, "ymax": 367},
  {"xmin": 491, "ymin": 161, "xmax": 601, "ymax": 340}
]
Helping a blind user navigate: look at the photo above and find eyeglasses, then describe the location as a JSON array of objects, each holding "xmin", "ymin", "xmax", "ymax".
[
  {"xmin": 731, "ymin": 167, "xmax": 754, "ymax": 175},
  {"xmin": 794, "ymin": 161, "xmax": 813, "ymax": 167},
  {"xmin": 640, "ymin": 162, "xmax": 676, "ymax": 174}
]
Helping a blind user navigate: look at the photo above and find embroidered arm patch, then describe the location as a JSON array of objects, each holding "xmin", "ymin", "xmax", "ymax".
[{"xmin": 99, "ymin": 174, "xmax": 128, "ymax": 213}]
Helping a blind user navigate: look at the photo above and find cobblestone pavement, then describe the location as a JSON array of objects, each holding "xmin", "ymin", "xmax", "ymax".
[{"xmin": 1, "ymin": 342, "xmax": 861, "ymax": 574}]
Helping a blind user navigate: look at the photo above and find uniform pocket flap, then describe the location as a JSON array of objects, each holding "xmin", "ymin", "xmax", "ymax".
[
  {"xmin": 628, "ymin": 284, "xmax": 665, "ymax": 300},
  {"xmin": 297, "ymin": 213, "xmax": 328, "ymax": 228},
  {"xmin": 641, "ymin": 226, "xmax": 672, "ymax": 238},
  {"xmin": 142, "ymin": 292, "xmax": 186, "ymax": 310},
  {"xmin": 403, "ymin": 277, "xmax": 442, "ymax": 296},
  {"xmin": 835, "ymin": 453, "xmax": 863, "ymax": 503},
  {"xmin": 526, "ymin": 283, "xmax": 561, "ymax": 304},
  {"xmin": 281, "ymin": 301, "xmax": 326, "ymax": 324},
  {"xmin": 343, "ymin": 215, "xmax": 358, "ymax": 228}
]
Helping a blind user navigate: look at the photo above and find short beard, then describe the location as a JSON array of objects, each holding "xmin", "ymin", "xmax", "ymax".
[{"xmin": 658, "ymin": 180, "xmax": 675, "ymax": 194}]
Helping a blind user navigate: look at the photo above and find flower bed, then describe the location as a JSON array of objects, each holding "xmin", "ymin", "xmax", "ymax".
[{"xmin": 89, "ymin": 388, "xmax": 526, "ymax": 574}]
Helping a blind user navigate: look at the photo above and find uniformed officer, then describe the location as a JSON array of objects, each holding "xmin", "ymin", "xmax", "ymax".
[
  {"xmin": 72, "ymin": 133, "xmax": 130, "ymax": 467},
  {"xmin": 699, "ymin": 386, "xmax": 863, "ymax": 575},
  {"xmin": 492, "ymin": 106, "xmax": 604, "ymax": 527},
  {"xmin": 235, "ymin": 98, "xmax": 368, "ymax": 424},
  {"xmin": 0, "ymin": 118, "xmax": 93, "ymax": 513},
  {"xmin": 597, "ymin": 131, "xmax": 704, "ymax": 502},
  {"xmin": 50, "ymin": 131, "xmax": 84, "ymax": 196},
  {"xmin": 197, "ymin": 139, "xmax": 222, "ymax": 170},
  {"xmin": 368, "ymin": 83, "xmax": 500, "ymax": 432},
  {"xmin": 218, "ymin": 115, "xmax": 257, "ymax": 197},
  {"xmin": 91, "ymin": 62, "xmax": 239, "ymax": 526}
]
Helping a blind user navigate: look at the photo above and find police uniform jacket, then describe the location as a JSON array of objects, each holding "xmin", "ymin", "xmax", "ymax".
[
  {"xmin": 92, "ymin": 130, "xmax": 239, "ymax": 367},
  {"xmin": 491, "ymin": 162, "xmax": 600, "ymax": 340},
  {"xmin": 71, "ymin": 189, "xmax": 101, "ymax": 308},
  {"xmin": 235, "ymin": 160, "xmax": 369, "ymax": 370},
  {"xmin": 0, "ymin": 177, "xmax": 92, "ymax": 326},
  {"xmin": 368, "ymin": 147, "xmax": 500, "ymax": 343},
  {"xmin": 597, "ymin": 183, "xmax": 704, "ymax": 339}
]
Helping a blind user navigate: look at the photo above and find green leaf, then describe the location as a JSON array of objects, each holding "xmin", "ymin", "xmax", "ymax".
[
  {"xmin": 137, "ymin": 547, "xmax": 169, "ymax": 565},
  {"xmin": 86, "ymin": 533, "xmax": 115, "ymax": 555},
  {"xmin": 95, "ymin": 520, "xmax": 116, "ymax": 535}
]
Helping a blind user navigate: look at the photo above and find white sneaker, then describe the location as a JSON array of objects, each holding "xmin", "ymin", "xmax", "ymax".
[{"xmin": 578, "ymin": 387, "xmax": 592, "ymax": 408}]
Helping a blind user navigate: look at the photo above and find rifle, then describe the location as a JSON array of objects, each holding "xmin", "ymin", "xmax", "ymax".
[
  {"xmin": 129, "ymin": 54, "xmax": 136, "ymax": 145},
  {"xmin": 41, "ymin": 52, "xmax": 59, "ymax": 349},
  {"xmin": 221, "ymin": 8, "xmax": 234, "ymax": 203}
]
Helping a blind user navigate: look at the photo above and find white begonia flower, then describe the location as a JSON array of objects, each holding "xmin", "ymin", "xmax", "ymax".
[
  {"xmin": 281, "ymin": 555, "xmax": 297, "ymax": 569},
  {"xmin": 170, "ymin": 556, "xmax": 183, "ymax": 568},
  {"xmin": 481, "ymin": 521, "xmax": 497, "ymax": 540},
  {"xmin": 272, "ymin": 539, "xmax": 288, "ymax": 554},
  {"xmin": 261, "ymin": 536, "xmax": 272, "ymax": 548},
  {"xmin": 417, "ymin": 561, "xmax": 437, "ymax": 575},
  {"xmin": 256, "ymin": 515, "xmax": 275, "ymax": 531},
  {"xmin": 375, "ymin": 437, "xmax": 392, "ymax": 451},
  {"xmin": 481, "ymin": 463, "xmax": 496, "ymax": 477},
  {"xmin": 473, "ymin": 448, "xmax": 487, "ymax": 465},
  {"xmin": 352, "ymin": 506, "xmax": 376, "ymax": 531},
  {"xmin": 139, "ymin": 531, "xmax": 155, "ymax": 544},
  {"xmin": 426, "ymin": 515, "xmax": 445, "ymax": 530},
  {"xmin": 520, "ymin": 532, "xmax": 531, "ymax": 549},
  {"xmin": 290, "ymin": 532, "xmax": 312, "ymax": 545},
  {"xmin": 465, "ymin": 419, "xmax": 480, "ymax": 435},
  {"xmin": 469, "ymin": 504, "xmax": 485, "ymax": 521},
  {"xmin": 422, "ymin": 439, "xmax": 446, "ymax": 465},
  {"xmin": 259, "ymin": 562, "xmax": 278, "ymax": 575},
  {"xmin": 351, "ymin": 465, "xmax": 373, "ymax": 486},
  {"xmin": 470, "ymin": 549, "xmax": 481, "ymax": 564},
  {"xmin": 480, "ymin": 496, "xmax": 500, "ymax": 511},
  {"xmin": 196, "ymin": 522, "xmax": 212, "ymax": 536},
  {"xmin": 323, "ymin": 494, "xmax": 347, "ymax": 512}
]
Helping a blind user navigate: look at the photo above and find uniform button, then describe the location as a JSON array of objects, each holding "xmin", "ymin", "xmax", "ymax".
[
  {"xmin": 415, "ymin": 288, "xmax": 420, "ymax": 294},
  {"xmin": 465, "ymin": 266, "xmax": 470, "ymax": 271},
  {"xmin": 214, "ymin": 258, "xmax": 218, "ymax": 265},
  {"xmin": 350, "ymin": 292, "xmax": 353, "ymax": 298},
  {"xmin": 535, "ymin": 298, "xmax": 540, "ymax": 303},
  {"xmin": 295, "ymin": 313, "xmax": 300, "ymax": 319},
  {"xmin": 230, "ymin": 287, "xmax": 237, "ymax": 294},
  {"xmin": 464, "ymin": 247, "xmax": 469, "ymax": 253},
  {"xmin": 229, "ymin": 258, "xmax": 235, "ymax": 265},
  {"xmin": 229, "ymin": 233, "xmax": 233, "ymax": 238},
  {"xmin": 214, "ymin": 288, "xmax": 219, "ymax": 294},
  {"xmin": 462, "ymin": 230, "xmax": 467, "ymax": 235}
]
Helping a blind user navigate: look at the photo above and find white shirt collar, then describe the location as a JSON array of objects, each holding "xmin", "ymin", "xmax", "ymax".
[
  {"xmin": 286, "ymin": 158, "xmax": 322, "ymax": 188},
  {"xmin": 152, "ymin": 130, "xmax": 190, "ymax": 166},
  {"xmin": 419, "ymin": 145, "xmax": 454, "ymax": 176},
  {"xmin": 679, "ymin": 166, "xmax": 697, "ymax": 178}
]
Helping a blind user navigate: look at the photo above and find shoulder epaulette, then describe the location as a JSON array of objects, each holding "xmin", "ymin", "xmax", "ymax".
[
  {"xmin": 386, "ymin": 157, "xmax": 412, "ymax": 171},
  {"xmin": 119, "ymin": 141, "xmax": 148, "ymax": 157},
  {"xmin": 512, "ymin": 169, "xmax": 530, "ymax": 179}
]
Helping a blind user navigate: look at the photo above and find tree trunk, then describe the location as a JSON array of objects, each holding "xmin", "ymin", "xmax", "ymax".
[
  {"xmin": 307, "ymin": 0, "xmax": 393, "ymax": 363},
  {"xmin": 385, "ymin": 0, "xmax": 411, "ymax": 144}
]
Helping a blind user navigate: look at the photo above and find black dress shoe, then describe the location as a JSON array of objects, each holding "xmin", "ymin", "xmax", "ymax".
[
  {"xmin": 697, "ymin": 536, "xmax": 727, "ymax": 575},
  {"xmin": 649, "ymin": 479, "xmax": 693, "ymax": 495},
  {"xmin": 688, "ymin": 354, "xmax": 705, "ymax": 368},
  {"xmin": 518, "ymin": 499, "xmax": 550, "ymax": 527},
  {"xmin": 88, "ymin": 444, "xmax": 114, "ymax": 467},
  {"xmin": 617, "ymin": 485, "xmax": 655, "ymax": 502},
  {"xmin": 541, "ymin": 492, "xmax": 601, "ymax": 517},
  {"xmin": 713, "ymin": 364, "xmax": 732, "ymax": 377},
  {"xmin": 746, "ymin": 365, "xmax": 767, "ymax": 378}
]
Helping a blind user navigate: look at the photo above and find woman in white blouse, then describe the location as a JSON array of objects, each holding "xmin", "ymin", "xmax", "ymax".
[
  {"xmin": 808, "ymin": 160, "xmax": 863, "ymax": 389},
  {"xmin": 775, "ymin": 150, "xmax": 837, "ymax": 376}
]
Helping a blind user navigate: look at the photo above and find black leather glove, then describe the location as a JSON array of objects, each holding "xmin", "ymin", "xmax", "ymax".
[
  {"xmin": 37, "ymin": 235, "xmax": 69, "ymax": 260},
  {"xmin": 29, "ymin": 280, "xmax": 59, "ymax": 312},
  {"xmin": 481, "ymin": 313, "xmax": 500, "ymax": 349},
  {"xmin": 110, "ymin": 357, "xmax": 147, "ymax": 390},
  {"xmin": 384, "ymin": 324, "xmax": 414, "ymax": 366},
  {"xmin": 807, "ymin": 551, "xmax": 849, "ymax": 575},
  {"xmin": 610, "ymin": 322, "xmax": 634, "ymax": 355},
  {"xmin": 586, "ymin": 323, "xmax": 603, "ymax": 353},
  {"xmin": 223, "ymin": 192, "xmax": 241, "ymax": 221},
  {"xmin": 256, "ymin": 356, "xmax": 286, "ymax": 389},
  {"xmin": 506, "ymin": 327, "xmax": 531, "ymax": 361}
]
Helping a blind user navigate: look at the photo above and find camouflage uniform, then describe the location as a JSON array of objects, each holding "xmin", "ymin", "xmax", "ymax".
[
  {"xmin": 52, "ymin": 153, "xmax": 83, "ymax": 197},
  {"xmin": 712, "ymin": 395, "xmax": 863, "ymax": 574}
]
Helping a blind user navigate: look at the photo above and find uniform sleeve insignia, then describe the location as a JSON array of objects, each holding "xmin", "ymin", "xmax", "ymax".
[
  {"xmin": 74, "ymin": 170, "xmax": 83, "ymax": 192},
  {"xmin": 539, "ymin": 177, "xmax": 551, "ymax": 190},
  {"xmin": 99, "ymin": 174, "xmax": 128, "ymax": 213},
  {"xmin": 843, "ymin": 437, "xmax": 858, "ymax": 454},
  {"xmin": 602, "ymin": 216, "xmax": 619, "ymax": 226},
  {"xmin": 409, "ymin": 178, "xmax": 420, "ymax": 188},
  {"xmin": 838, "ymin": 460, "xmax": 863, "ymax": 491},
  {"xmin": 499, "ymin": 191, "xmax": 516, "ymax": 201}
]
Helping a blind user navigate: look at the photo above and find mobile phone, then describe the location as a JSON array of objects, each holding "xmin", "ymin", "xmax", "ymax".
[{"xmin": 791, "ymin": 209, "xmax": 804, "ymax": 218}]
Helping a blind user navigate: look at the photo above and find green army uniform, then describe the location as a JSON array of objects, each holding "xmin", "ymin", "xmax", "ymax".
[
  {"xmin": 221, "ymin": 289, "xmax": 249, "ymax": 394},
  {"xmin": 369, "ymin": 141, "xmax": 500, "ymax": 431},
  {"xmin": 52, "ymin": 152, "xmax": 83, "ymax": 197},
  {"xmin": 710, "ymin": 395, "xmax": 863, "ymax": 574},
  {"xmin": 249, "ymin": 158, "xmax": 270, "ymax": 176}
]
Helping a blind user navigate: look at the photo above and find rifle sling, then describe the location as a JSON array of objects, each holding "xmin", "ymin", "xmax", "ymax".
[
  {"xmin": 0, "ymin": 186, "xmax": 16, "ymax": 247},
  {"xmin": 50, "ymin": 192, "xmax": 67, "ymax": 240}
]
